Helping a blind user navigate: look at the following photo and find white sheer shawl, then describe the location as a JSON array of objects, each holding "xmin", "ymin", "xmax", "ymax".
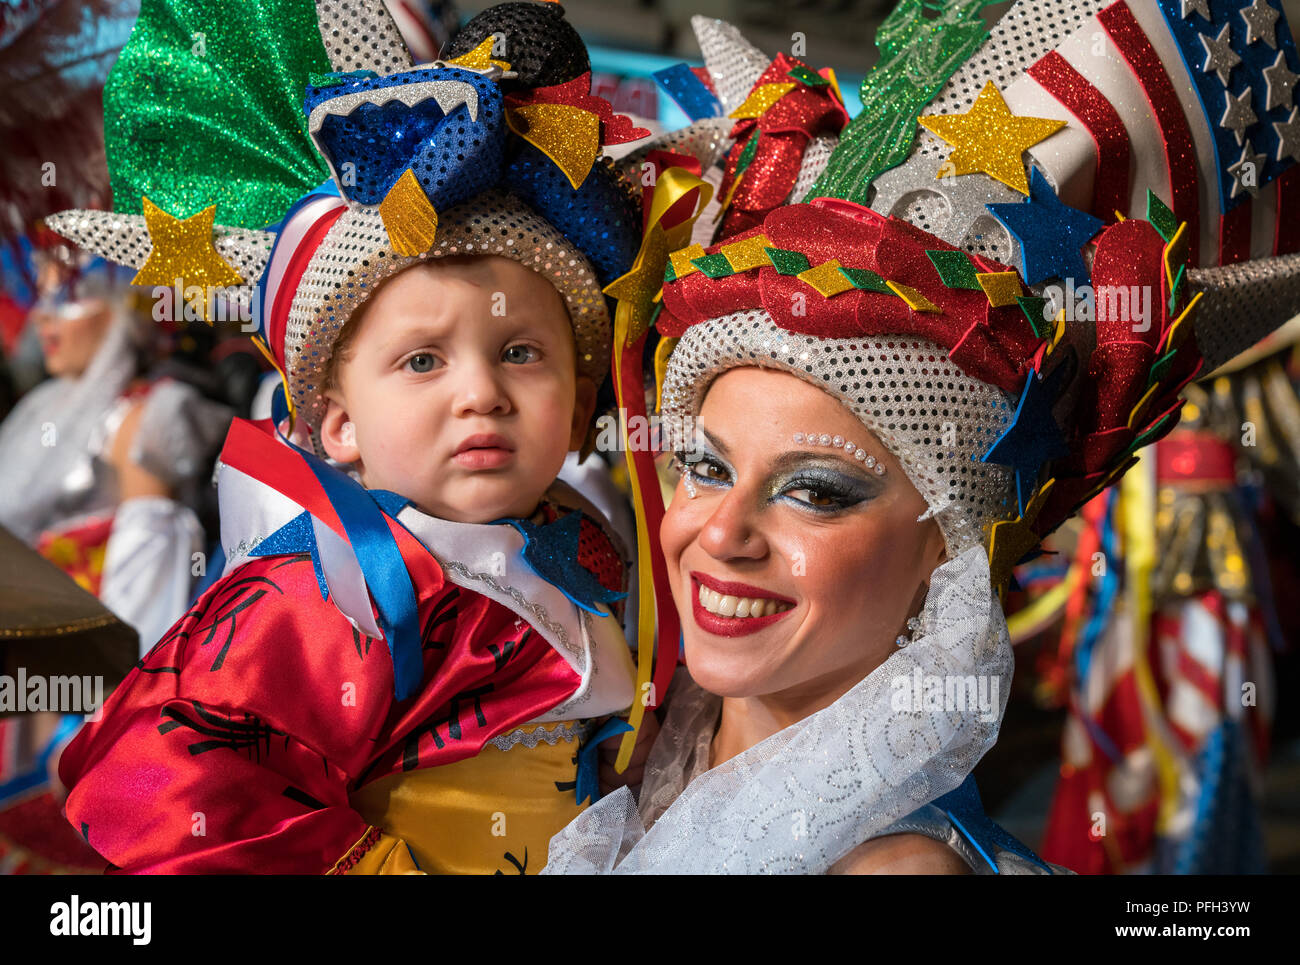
[{"xmin": 542, "ymin": 545, "xmax": 1012, "ymax": 873}]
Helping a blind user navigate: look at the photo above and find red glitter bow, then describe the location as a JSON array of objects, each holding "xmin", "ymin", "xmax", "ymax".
[{"xmin": 716, "ymin": 54, "xmax": 850, "ymax": 239}]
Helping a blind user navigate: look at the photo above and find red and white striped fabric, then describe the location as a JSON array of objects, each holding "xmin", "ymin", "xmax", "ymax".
[{"xmin": 254, "ymin": 191, "xmax": 349, "ymax": 371}]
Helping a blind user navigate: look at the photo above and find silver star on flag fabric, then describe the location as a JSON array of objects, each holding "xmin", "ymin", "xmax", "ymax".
[
  {"xmin": 1200, "ymin": 22, "xmax": 1243, "ymax": 87},
  {"xmin": 1264, "ymin": 50, "xmax": 1298, "ymax": 111},
  {"xmin": 1221, "ymin": 86, "xmax": 1258, "ymax": 144},
  {"xmin": 1240, "ymin": 0, "xmax": 1280, "ymax": 49},
  {"xmin": 1275, "ymin": 107, "xmax": 1300, "ymax": 162},
  {"xmin": 1229, "ymin": 138, "xmax": 1268, "ymax": 197},
  {"xmin": 1181, "ymin": 0, "xmax": 1210, "ymax": 21}
]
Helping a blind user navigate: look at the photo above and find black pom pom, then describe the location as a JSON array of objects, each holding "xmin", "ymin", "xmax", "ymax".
[{"xmin": 443, "ymin": 2, "xmax": 590, "ymax": 91}]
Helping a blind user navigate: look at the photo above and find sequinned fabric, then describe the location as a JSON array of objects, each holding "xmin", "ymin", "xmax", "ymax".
[
  {"xmin": 443, "ymin": 2, "xmax": 590, "ymax": 91},
  {"xmin": 660, "ymin": 310, "xmax": 1016, "ymax": 555}
]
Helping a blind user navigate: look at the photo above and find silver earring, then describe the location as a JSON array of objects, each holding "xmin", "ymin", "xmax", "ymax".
[{"xmin": 895, "ymin": 613, "xmax": 924, "ymax": 648}]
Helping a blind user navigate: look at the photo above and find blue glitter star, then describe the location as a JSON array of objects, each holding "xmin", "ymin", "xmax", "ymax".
[
  {"xmin": 250, "ymin": 512, "xmax": 329, "ymax": 600},
  {"xmin": 987, "ymin": 167, "xmax": 1104, "ymax": 286},
  {"xmin": 980, "ymin": 363, "xmax": 1070, "ymax": 516},
  {"xmin": 502, "ymin": 511, "xmax": 627, "ymax": 615}
]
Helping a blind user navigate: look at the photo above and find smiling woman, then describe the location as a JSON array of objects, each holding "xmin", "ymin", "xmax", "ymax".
[
  {"xmin": 541, "ymin": 206, "xmax": 1065, "ymax": 875},
  {"xmin": 544, "ymin": 0, "xmax": 1300, "ymax": 876},
  {"xmin": 663, "ymin": 369, "xmax": 943, "ymax": 717},
  {"xmin": 538, "ymin": 180, "xmax": 1228, "ymax": 874}
]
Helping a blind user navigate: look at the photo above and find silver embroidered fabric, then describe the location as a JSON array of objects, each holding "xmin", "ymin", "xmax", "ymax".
[
  {"xmin": 615, "ymin": 117, "xmax": 733, "ymax": 187},
  {"xmin": 1189, "ymin": 253, "xmax": 1300, "ymax": 373},
  {"xmin": 791, "ymin": 134, "xmax": 838, "ymax": 203},
  {"xmin": 658, "ymin": 310, "xmax": 1016, "ymax": 556},
  {"xmin": 489, "ymin": 720, "xmax": 588, "ymax": 752},
  {"xmin": 541, "ymin": 544, "xmax": 1012, "ymax": 874},
  {"xmin": 691, "ymin": 16, "xmax": 770, "ymax": 115}
]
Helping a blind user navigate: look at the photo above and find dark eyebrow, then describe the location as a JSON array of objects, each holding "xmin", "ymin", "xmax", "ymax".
[{"xmin": 700, "ymin": 425, "xmax": 730, "ymax": 457}]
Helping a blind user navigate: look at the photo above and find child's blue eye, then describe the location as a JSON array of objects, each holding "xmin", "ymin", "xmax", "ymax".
[
  {"xmin": 503, "ymin": 344, "xmax": 540, "ymax": 365},
  {"xmin": 407, "ymin": 353, "xmax": 438, "ymax": 373}
]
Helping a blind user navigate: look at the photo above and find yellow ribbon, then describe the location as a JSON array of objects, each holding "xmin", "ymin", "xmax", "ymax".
[
  {"xmin": 251, "ymin": 334, "xmax": 296, "ymax": 429},
  {"xmin": 1118, "ymin": 454, "xmax": 1181, "ymax": 831},
  {"xmin": 605, "ymin": 165, "xmax": 712, "ymax": 771}
]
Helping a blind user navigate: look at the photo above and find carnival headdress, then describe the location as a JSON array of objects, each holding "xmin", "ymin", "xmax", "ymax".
[
  {"xmin": 42, "ymin": 0, "xmax": 725, "ymax": 438},
  {"xmin": 654, "ymin": 0, "xmax": 1300, "ymax": 596}
]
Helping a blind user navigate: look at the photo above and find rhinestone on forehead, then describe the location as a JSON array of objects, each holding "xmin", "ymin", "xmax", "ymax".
[
  {"xmin": 660, "ymin": 309, "xmax": 1018, "ymax": 554},
  {"xmin": 284, "ymin": 189, "xmax": 609, "ymax": 438},
  {"xmin": 792, "ymin": 431, "xmax": 886, "ymax": 474}
]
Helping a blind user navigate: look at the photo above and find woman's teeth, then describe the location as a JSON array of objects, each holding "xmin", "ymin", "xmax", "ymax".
[{"xmin": 697, "ymin": 584, "xmax": 793, "ymax": 618}]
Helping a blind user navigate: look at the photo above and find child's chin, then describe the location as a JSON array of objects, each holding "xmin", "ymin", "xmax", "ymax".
[{"xmin": 421, "ymin": 487, "xmax": 542, "ymax": 524}]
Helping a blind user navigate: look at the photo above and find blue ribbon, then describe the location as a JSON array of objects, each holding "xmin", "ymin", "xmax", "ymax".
[
  {"xmin": 652, "ymin": 63, "xmax": 723, "ymax": 120},
  {"xmin": 262, "ymin": 388, "xmax": 423, "ymax": 702},
  {"xmin": 298, "ymin": 449, "xmax": 423, "ymax": 702},
  {"xmin": 576, "ymin": 717, "xmax": 634, "ymax": 806}
]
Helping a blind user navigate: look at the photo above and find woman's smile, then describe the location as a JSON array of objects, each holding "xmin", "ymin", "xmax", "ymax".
[{"xmin": 690, "ymin": 572, "xmax": 796, "ymax": 637}]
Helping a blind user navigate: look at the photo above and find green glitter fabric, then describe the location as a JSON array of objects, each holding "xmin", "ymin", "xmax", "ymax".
[
  {"xmin": 105, "ymin": 0, "xmax": 332, "ymax": 229},
  {"xmin": 1146, "ymin": 190, "xmax": 1178, "ymax": 242},
  {"xmin": 765, "ymin": 247, "xmax": 811, "ymax": 276},
  {"xmin": 926, "ymin": 248, "xmax": 981, "ymax": 289},
  {"xmin": 807, "ymin": 0, "xmax": 993, "ymax": 206},
  {"xmin": 838, "ymin": 265, "xmax": 892, "ymax": 294},
  {"xmin": 691, "ymin": 253, "xmax": 735, "ymax": 278}
]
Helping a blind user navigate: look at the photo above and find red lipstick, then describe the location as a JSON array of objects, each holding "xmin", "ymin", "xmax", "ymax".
[{"xmin": 689, "ymin": 572, "xmax": 796, "ymax": 638}]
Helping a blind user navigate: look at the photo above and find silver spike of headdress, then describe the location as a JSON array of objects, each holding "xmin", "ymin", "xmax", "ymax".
[
  {"xmin": 690, "ymin": 15, "xmax": 771, "ymax": 115},
  {"xmin": 1189, "ymin": 254, "xmax": 1300, "ymax": 373},
  {"xmin": 315, "ymin": 0, "xmax": 414, "ymax": 75},
  {"xmin": 42, "ymin": 209, "xmax": 275, "ymax": 319}
]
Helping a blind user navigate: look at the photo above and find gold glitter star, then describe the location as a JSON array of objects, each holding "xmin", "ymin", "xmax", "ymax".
[
  {"xmin": 987, "ymin": 478, "xmax": 1055, "ymax": 597},
  {"xmin": 919, "ymin": 82, "xmax": 1067, "ymax": 195},
  {"xmin": 606, "ymin": 223, "xmax": 669, "ymax": 345},
  {"xmin": 132, "ymin": 197, "xmax": 243, "ymax": 292}
]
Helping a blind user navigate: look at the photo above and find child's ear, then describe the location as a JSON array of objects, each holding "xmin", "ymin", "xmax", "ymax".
[
  {"xmin": 320, "ymin": 390, "xmax": 361, "ymax": 464},
  {"xmin": 568, "ymin": 376, "xmax": 598, "ymax": 451}
]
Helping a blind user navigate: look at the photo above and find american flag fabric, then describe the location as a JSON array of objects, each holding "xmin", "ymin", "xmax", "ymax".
[{"xmin": 1003, "ymin": 0, "xmax": 1300, "ymax": 267}]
